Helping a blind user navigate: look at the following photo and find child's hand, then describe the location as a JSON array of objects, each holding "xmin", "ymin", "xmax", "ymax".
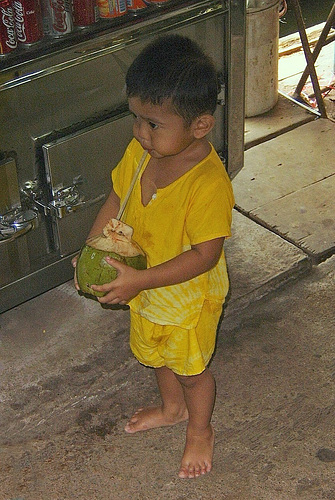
[
  {"xmin": 71, "ymin": 255, "xmax": 80, "ymax": 291},
  {"xmin": 91, "ymin": 257, "xmax": 144, "ymax": 305}
]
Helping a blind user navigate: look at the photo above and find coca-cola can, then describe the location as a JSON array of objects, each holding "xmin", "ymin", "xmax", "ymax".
[
  {"xmin": 41, "ymin": 0, "xmax": 73, "ymax": 37},
  {"xmin": 97, "ymin": 0, "xmax": 127, "ymax": 19},
  {"xmin": 0, "ymin": 0, "xmax": 17, "ymax": 55},
  {"xmin": 127, "ymin": 0, "xmax": 147, "ymax": 13},
  {"xmin": 72, "ymin": 0, "xmax": 99, "ymax": 27},
  {"xmin": 12, "ymin": 0, "xmax": 43, "ymax": 46}
]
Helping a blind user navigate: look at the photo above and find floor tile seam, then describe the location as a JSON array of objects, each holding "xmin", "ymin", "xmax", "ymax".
[
  {"xmin": 233, "ymin": 206, "xmax": 310, "ymax": 254},
  {"xmin": 235, "ymin": 171, "xmax": 335, "ymax": 213},
  {"xmin": 233, "ymin": 206, "xmax": 335, "ymax": 264},
  {"xmin": 244, "ymin": 116, "xmax": 316, "ymax": 151}
]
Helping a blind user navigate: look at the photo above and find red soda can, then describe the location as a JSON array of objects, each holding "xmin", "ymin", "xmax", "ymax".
[
  {"xmin": 12, "ymin": 0, "xmax": 43, "ymax": 45},
  {"xmin": 72, "ymin": 0, "xmax": 99, "ymax": 27},
  {"xmin": 41, "ymin": 0, "xmax": 73, "ymax": 37},
  {"xmin": 127, "ymin": 0, "xmax": 147, "ymax": 12},
  {"xmin": 0, "ymin": 0, "xmax": 17, "ymax": 55},
  {"xmin": 97, "ymin": 0, "xmax": 127, "ymax": 19}
]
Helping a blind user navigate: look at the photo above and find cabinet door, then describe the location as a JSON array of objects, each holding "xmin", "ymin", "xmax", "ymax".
[{"xmin": 42, "ymin": 112, "xmax": 133, "ymax": 256}]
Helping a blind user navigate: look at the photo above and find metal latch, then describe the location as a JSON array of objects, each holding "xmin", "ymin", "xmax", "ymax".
[{"xmin": 22, "ymin": 177, "xmax": 105, "ymax": 219}]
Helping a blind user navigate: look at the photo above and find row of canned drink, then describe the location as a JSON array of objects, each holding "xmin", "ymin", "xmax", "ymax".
[{"xmin": 0, "ymin": 0, "xmax": 170, "ymax": 57}]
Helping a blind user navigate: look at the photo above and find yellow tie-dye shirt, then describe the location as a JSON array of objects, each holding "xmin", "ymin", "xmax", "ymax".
[{"xmin": 112, "ymin": 138, "xmax": 234, "ymax": 329}]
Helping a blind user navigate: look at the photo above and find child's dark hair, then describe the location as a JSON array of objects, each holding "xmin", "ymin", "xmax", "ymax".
[{"xmin": 126, "ymin": 35, "xmax": 219, "ymax": 125}]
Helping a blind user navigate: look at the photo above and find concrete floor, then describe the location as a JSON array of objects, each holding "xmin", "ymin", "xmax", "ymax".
[
  {"xmin": 1, "ymin": 259, "xmax": 334, "ymax": 500},
  {"xmin": 1, "ymin": 34, "xmax": 335, "ymax": 500}
]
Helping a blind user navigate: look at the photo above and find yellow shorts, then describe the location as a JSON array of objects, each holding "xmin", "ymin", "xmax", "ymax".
[{"xmin": 129, "ymin": 300, "xmax": 223, "ymax": 376}]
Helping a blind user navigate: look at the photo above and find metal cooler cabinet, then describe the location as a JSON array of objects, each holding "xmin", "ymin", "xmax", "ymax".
[{"xmin": 0, "ymin": 0, "xmax": 245, "ymax": 313}]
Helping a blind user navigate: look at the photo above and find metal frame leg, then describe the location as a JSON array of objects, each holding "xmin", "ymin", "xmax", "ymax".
[
  {"xmin": 290, "ymin": 0, "xmax": 329, "ymax": 118},
  {"xmin": 294, "ymin": 3, "xmax": 335, "ymax": 97}
]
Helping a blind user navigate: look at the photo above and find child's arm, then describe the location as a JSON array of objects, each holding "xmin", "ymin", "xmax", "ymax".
[{"xmin": 91, "ymin": 236, "xmax": 225, "ymax": 305}]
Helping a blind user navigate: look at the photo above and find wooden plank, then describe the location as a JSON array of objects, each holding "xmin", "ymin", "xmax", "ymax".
[
  {"xmin": 248, "ymin": 174, "xmax": 335, "ymax": 261},
  {"xmin": 236, "ymin": 119, "xmax": 335, "ymax": 212}
]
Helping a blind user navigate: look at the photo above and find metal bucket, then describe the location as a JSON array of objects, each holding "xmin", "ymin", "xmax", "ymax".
[{"xmin": 245, "ymin": 0, "xmax": 280, "ymax": 117}]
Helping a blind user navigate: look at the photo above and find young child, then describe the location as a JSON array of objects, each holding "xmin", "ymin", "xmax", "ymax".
[{"xmin": 75, "ymin": 35, "xmax": 234, "ymax": 479}]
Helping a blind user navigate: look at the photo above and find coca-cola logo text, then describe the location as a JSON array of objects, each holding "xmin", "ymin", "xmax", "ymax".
[
  {"xmin": 1, "ymin": 6, "xmax": 18, "ymax": 49},
  {"xmin": 12, "ymin": 0, "xmax": 26, "ymax": 43},
  {"xmin": 49, "ymin": 0, "xmax": 68, "ymax": 33}
]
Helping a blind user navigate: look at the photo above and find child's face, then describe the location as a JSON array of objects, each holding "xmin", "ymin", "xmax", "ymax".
[{"xmin": 128, "ymin": 97, "xmax": 197, "ymax": 160}]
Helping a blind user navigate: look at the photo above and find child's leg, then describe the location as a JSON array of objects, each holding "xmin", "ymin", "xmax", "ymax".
[
  {"xmin": 124, "ymin": 366, "xmax": 188, "ymax": 433},
  {"xmin": 125, "ymin": 365, "xmax": 215, "ymax": 479},
  {"xmin": 176, "ymin": 368, "xmax": 216, "ymax": 479}
]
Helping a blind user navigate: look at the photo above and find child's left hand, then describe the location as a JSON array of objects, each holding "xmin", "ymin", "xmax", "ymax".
[{"xmin": 90, "ymin": 257, "xmax": 143, "ymax": 305}]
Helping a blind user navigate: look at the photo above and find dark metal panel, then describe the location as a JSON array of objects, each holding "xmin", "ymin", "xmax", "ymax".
[
  {"xmin": 0, "ymin": 253, "xmax": 76, "ymax": 314},
  {"xmin": 226, "ymin": 0, "xmax": 246, "ymax": 179},
  {"xmin": 0, "ymin": 1, "xmax": 246, "ymax": 312},
  {"xmin": 0, "ymin": 1, "xmax": 227, "ymax": 184},
  {"xmin": 0, "ymin": 157, "xmax": 21, "ymax": 213},
  {"xmin": 42, "ymin": 113, "xmax": 134, "ymax": 256}
]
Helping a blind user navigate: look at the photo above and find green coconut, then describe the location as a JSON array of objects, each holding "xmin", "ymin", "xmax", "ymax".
[{"xmin": 76, "ymin": 218, "xmax": 147, "ymax": 298}]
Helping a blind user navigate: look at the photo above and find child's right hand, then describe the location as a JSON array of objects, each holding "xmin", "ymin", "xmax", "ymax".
[
  {"xmin": 71, "ymin": 255, "xmax": 80, "ymax": 291},
  {"xmin": 91, "ymin": 257, "xmax": 143, "ymax": 305}
]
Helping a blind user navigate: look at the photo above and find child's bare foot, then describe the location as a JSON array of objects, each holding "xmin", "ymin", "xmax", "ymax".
[
  {"xmin": 178, "ymin": 425, "xmax": 214, "ymax": 479},
  {"xmin": 124, "ymin": 406, "xmax": 188, "ymax": 433}
]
